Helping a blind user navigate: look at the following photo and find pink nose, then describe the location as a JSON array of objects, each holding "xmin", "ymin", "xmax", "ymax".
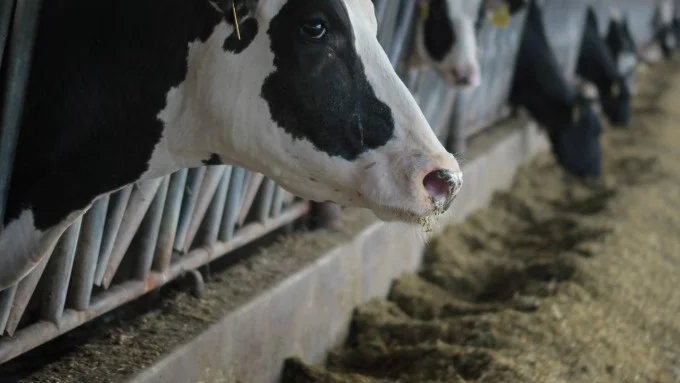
[
  {"xmin": 451, "ymin": 64, "xmax": 475, "ymax": 86},
  {"xmin": 423, "ymin": 169, "xmax": 463, "ymax": 211}
]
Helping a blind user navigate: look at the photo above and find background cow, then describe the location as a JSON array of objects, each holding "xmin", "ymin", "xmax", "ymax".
[
  {"xmin": 672, "ymin": 18, "xmax": 680, "ymax": 45},
  {"xmin": 409, "ymin": 0, "xmax": 527, "ymax": 87},
  {"xmin": 605, "ymin": 10, "xmax": 640, "ymax": 96},
  {"xmin": 576, "ymin": 7, "xmax": 631, "ymax": 127},
  {"xmin": 509, "ymin": 0, "xmax": 602, "ymax": 179},
  {"xmin": 0, "ymin": 0, "xmax": 464, "ymax": 290},
  {"xmin": 653, "ymin": 0, "xmax": 676, "ymax": 60}
]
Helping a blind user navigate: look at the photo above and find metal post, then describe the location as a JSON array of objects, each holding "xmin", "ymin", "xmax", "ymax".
[
  {"xmin": 0, "ymin": 0, "xmax": 44, "ymax": 229},
  {"xmin": 449, "ymin": 94, "xmax": 468, "ymax": 156}
]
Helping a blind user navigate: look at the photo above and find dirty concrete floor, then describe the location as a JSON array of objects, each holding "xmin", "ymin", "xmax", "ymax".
[{"xmin": 283, "ymin": 61, "xmax": 680, "ymax": 383}]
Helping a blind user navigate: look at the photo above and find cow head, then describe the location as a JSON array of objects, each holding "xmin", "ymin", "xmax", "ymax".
[
  {"xmin": 606, "ymin": 11, "xmax": 639, "ymax": 95},
  {"xmin": 653, "ymin": 0, "xmax": 677, "ymax": 59},
  {"xmin": 185, "ymin": 0, "xmax": 462, "ymax": 225},
  {"xmin": 410, "ymin": 0, "xmax": 526, "ymax": 87},
  {"xmin": 548, "ymin": 91, "xmax": 603, "ymax": 178},
  {"xmin": 578, "ymin": 8, "xmax": 632, "ymax": 127},
  {"xmin": 600, "ymin": 76, "xmax": 632, "ymax": 126}
]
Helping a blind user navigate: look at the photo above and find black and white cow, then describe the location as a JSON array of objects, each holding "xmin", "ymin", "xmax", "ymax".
[
  {"xmin": 576, "ymin": 7, "xmax": 631, "ymax": 127},
  {"xmin": 672, "ymin": 18, "xmax": 680, "ymax": 45},
  {"xmin": 0, "ymin": 0, "xmax": 465, "ymax": 290},
  {"xmin": 509, "ymin": 0, "xmax": 602, "ymax": 179},
  {"xmin": 605, "ymin": 10, "xmax": 639, "ymax": 95},
  {"xmin": 409, "ymin": 0, "xmax": 526, "ymax": 87},
  {"xmin": 653, "ymin": 0, "xmax": 677, "ymax": 60}
]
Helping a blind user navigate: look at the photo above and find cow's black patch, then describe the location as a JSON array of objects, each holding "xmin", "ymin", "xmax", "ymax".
[
  {"xmin": 605, "ymin": 16, "xmax": 639, "ymax": 109},
  {"xmin": 423, "ymin": 0, "xmax": 455, "ymax": 61},
  {"xmin": 223, "ymin": 17, "xmax": 259, "ymax": 53},
  {"xmin": 506, "ymin": 0, "xmax": 527, "ymax": 14},
  {"xmin": 202, "ymin": 153, "xmax": 223, "ymax": 165},
  {"xmin": 548, "ymin": 94, "xmax": 602, "ymax": 178},
  {"xmin": 510, "ymin": 0, "xmax": 574, "ymax": 129},
  {"xmin": 577, "ymin": 7, "xmax": 630, "ymax": 126},
  {"xmin": 4, "ymin": 0, "xmax": 231, "ymax": 229},
  {"xmin": 260, "ymin": 0, "xmax": 395, "ymax": 161},
  {"xmin": 510, "ymin": 0, "xmax": 602, "ymax": 178},
  {"xmin": 605, "ymin": 15, "xmax": 638, "ymax": 64},
  {"xmin": 656, "ymin": 24, "xmax": 676, "ymax": 60}
]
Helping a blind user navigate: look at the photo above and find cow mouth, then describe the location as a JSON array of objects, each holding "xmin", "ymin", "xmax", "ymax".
[{"xmin": 374, "ymin": 204, "xmax": 446, "ymax": 226}]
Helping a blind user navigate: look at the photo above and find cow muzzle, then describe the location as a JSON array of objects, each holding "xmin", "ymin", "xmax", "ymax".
[{"xmin": 423, "ymin": 168, "xmax": 463, "ymax": 213}]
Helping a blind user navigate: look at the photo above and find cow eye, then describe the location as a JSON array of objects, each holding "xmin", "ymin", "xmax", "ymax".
[{"xmin": 300, "ymin": 21, "xmax": 327, "ymax": 39}]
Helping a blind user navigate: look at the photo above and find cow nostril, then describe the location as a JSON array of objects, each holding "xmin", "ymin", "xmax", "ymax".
[
  {"xmin": 423, "ymin": 169, "xmax": 463, "ymax": 206},
  {"xmin": 451, "ymin": 67, "xmax": 472, "ymax": 85},
  {"xmin": 455, "ymin": 75, "xmax": 471, "ymax": 85}
]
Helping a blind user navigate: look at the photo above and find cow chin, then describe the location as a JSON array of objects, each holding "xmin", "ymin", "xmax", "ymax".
[
  {"xmin": 369, "ymin": 202, "xmax": 454, "ymax": 229},
  {"xmin": 433, "ymin": 65, "xmax": 482, "ymax": 89},
  {"xmin": 272, "ymin": 177, "xmax": 443, "ymax": 226},
  {"xmin": 371, "ymin": 206, "xmax": 429, "ymax": 225}
]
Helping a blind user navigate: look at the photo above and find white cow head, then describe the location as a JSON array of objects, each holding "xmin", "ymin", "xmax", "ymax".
[
  {"xmin": 161, "ymin": 0, "xmax": 463, "ymax": 225},
  {"xmin": 410, "ymin": 0, "xmax": 527, "ymax": 87}
]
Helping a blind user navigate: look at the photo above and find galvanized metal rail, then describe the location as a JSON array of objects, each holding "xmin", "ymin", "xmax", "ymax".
[
  {"xmin": 450, "ymin": 5, "xmax": 529, "ymax": 154},
  {"xmin": 0, "ymin": 0, "xmax": 665, "ymax": 366}
]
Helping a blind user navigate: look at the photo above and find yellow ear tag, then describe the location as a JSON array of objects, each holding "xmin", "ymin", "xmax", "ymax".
[
  {"xmin": 419, "ymin": 2, "xmax": 430, "ymax": 22},
  {"xmin": 232, "ymin": 3, "xmax": 242, "ymax": 40},
  {"xmin": 490, "ymin": 5, "xmax": 511, "ymax": 29},
  {"xmin": 572, "ymin": 104, "xmax": 580, "ymax": 123},
  {"xmin": 611, "ymin": 82, "xmax": 620, "ymax": 97}
]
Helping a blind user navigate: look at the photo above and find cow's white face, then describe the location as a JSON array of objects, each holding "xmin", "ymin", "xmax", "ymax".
[
  {"xmin": 154, "ymin": 0, "xmax": 463, "ymax": 225},
  {"xmin": 411, "ymin": 0, "xmax": 526, "ymax": 88}
]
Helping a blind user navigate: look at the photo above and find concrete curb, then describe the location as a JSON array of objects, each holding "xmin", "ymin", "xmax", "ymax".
[{"xmin": 126, "ymin": 120, "xmax": 549, "ymax": 383}]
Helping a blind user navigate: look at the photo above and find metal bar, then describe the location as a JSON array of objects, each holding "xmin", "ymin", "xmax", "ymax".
[
  {"xmin": 0, "ymin": 201, "xmax": 310, "ymax": 364},
  {"xmin": 173, "ymin": 167, "xmax": 206, "ymax": 253},
  {"xmin": 153, "ymin": 169, "xmax": 188, "ymax": 273},
  {"xmin": 376, "ymin": 0, "xmax": 399, "ymax": 51},
  {"xmin": 0, "ymin": 0, "xmax": 14, "ymax": 66},
  {"xmin": 218, "ymin": 167, "xmax": 246, "ymax": 241},
  {"xmin": 5, "ymin": 242, "xmax": 56, "ymax": 336},
  {"xmin": 0, "ymin": 284, "xmax": 17, "ymax": 334},
  {"xmin": 198, "ymin": 166, "xmax": 232, "ymax": 246},
  {"xmin": 388, "ymin": 0, "xmax": 417, "ymax": 67},
  {"xmin": 69, "ymin": 195, "xmax": 110, "ymax": 310},
  {"xmin": 449, "ymin": 94, "xmax": 468, "ymax": 155},
  {"xmin": 133, "ymin": 176, "xmax": 169, "ymax": 281},
  {"xmin": 283, "ymin": 191, "xmax": 296, "ymax": 206},
  {"xmin": 237, "ymin": 172, "xmax": 264, "ymax": 227},
  {"xmin": 0, "ymin": 0, "xmax": 44, "ymax": 228},
  {"xmin": 41, "ymin": 216, "xmax": 83, "ymax": 323},
  {"xmin": 374, "ymin": 0, "xmax": 390, "ymax": 26},
  {"xmin": 257, "ymin": 178, "xmax": 277, "ymax": 222},
  {"xmin": 182, "ymin": 166, "xmax": 226, "ymax": 253},
  {"xmin": 270, "ymin": 186, "xmax": 285, "ymax": 218},
  {"xmin": 101, "ymin": 178, "xmax": 163, "ymax": 289},
  {"xmin": 94, "ymin": 186, "xmax": 133, "ymax": 286}
]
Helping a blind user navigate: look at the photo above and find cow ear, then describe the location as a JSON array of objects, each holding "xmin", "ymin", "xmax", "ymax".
[
  {"xmin": 586, "ymin": 7, "xmax": 598, "ymax": 27},
  {"xmin": 505, "ymin": 0, "xmax": 527, "ymax": 14}
]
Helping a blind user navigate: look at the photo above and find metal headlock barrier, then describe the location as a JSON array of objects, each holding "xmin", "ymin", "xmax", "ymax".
[{"xmin": 0, "ymin": 0, "xmax": 666, "ymax": 365}]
